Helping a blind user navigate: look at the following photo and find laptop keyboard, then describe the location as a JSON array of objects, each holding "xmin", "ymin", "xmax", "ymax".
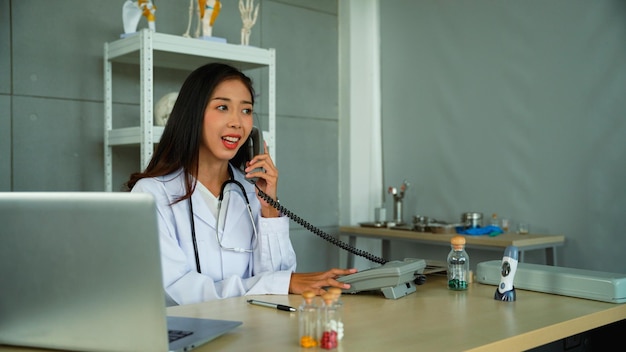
[{"xmin": 168, "ymin": 329, "xmax": 194, "ymax": 343}]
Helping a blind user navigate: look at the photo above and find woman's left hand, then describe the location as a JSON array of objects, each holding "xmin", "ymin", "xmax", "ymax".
[
  {"xmin": 245, "ymin": 142, "xmax": 279, "ymax": 217},
  {"xmin": 289, "ymin": 268, "xmax": 359, "ymax": 295}
]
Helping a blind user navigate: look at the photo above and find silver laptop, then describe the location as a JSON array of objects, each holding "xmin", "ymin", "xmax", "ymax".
[{"xmin": 0, "ymin": 192, "xmax": 241, "ymax": 352}]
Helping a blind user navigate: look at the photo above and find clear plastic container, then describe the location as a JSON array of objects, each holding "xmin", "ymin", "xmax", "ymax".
[
  {"xmin": 327, "ymin": 287, "xmax": 344, "ymax": 341},
  {"xmin": 490, "ymin": 213, "xmax": 499, "ymax": 227},
  {"xmin": 319, "ymin": 293, "xmax": 340, "ymax": 349},
  {"xmin": 298, "ymin": 291, "xmax": 319, "ymax": 348},
  {"xmin": 447, "ymin": 235, "xmax": 470, "ymax": 290}
]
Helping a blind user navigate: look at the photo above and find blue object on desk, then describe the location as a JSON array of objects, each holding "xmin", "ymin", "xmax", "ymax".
[{"xmin": 456, "ymin": 225, "xmax": 503, "ymax": 236}]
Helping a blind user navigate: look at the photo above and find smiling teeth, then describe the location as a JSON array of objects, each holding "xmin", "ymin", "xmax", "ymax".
[{"xmin": 223, "ymin": 136, "xmax": 239, "ymax": 142}]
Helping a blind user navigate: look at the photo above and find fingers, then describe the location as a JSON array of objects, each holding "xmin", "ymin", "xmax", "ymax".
[
  {"xmin": 289, "ymin": 269, "xmax": 358, "ymax": 294},
  {"xmin": 244, "ymin": 147, "xmax": 276, "ymax": 178},
  {"xmin": 332, "ymin": 269, "xmax": 357, "ymax": 288},
  {"xmin": 331, "ymin": 268, "xmax": 358, "ymax": 276},
  {"xmin": 245, "ymin": 149, "xmax": 279, "ymax": 217},
  {"xmin": 245, "ymin": 152, "xmax": 278, "ymax": 195},
  {"xmin": 324, "ymin": 268, "xmax": 358, "ymax": 290},
  {"xmin": 327, "ymin": 279, "xmax": 350, "ymax": 290}
]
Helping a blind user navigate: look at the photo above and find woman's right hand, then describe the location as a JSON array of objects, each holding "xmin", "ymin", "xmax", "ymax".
[{"xmin": 289, "ymin": 268, "xmax": 358, "ymax": 296}]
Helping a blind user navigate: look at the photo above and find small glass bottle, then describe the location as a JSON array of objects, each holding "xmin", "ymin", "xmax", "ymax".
[
  {"xmin": 490, "ymin": 213, "xmax": 499, "ymax": 227},
  {"xmin": 298, "ymin": 291, "xmax": 319, "ymax": 348},
  {"xmin": 327, "ymin": 287, "xmax": 344, "ymax": 341},
  {"xmin": 319, "ymin": 293, "xmax": 339, "ymax": 349},
  {"xmin": 447, "ymin": 235, "xmax": 470, "ymax": 291}
]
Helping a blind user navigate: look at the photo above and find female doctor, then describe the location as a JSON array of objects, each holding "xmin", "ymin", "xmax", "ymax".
[{"xmin": 126, "ymin": 63, "xmax": 356, "ymax": 305}]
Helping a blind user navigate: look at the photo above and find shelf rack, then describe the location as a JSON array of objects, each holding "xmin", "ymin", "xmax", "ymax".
[{"xmin": 103, "ymin": 28, "xmax": 276, "ymax": 191}]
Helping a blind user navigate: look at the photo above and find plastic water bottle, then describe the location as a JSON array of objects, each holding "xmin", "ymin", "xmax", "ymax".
[{"xmin": 447, "ymin": 235, "xmax": 470, "ymax": 290}]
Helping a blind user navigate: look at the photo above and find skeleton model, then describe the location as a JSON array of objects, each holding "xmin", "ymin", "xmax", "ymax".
[
  {"xmin": 154, "ymin": 92, "xmax": 179, "ymax": 126},
  {"xmin": 122, "ymin": 0, "xmax": 156, "ymax": 34},
  {"xmin": 183, "ymin": 0, "xmax": 222, "ymax": 38},
  {"xmin": 239, "ymin": 0, "xmax": 259, "ymax": 46}
]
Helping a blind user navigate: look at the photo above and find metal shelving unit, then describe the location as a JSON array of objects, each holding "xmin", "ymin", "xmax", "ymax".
[{"xmin": 103, "ymin": 28, "xmax": 276, "ymax": 191}]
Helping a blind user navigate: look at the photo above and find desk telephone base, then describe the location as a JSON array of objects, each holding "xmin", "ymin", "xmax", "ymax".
[{"xmin": 337, "ymin": 258, "xmax": 427, "ymax": 299}]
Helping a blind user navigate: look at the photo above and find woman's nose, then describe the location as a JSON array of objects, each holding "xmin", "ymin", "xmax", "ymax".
[{"xmin": 227, "ymin": 112, "xmax": 243, "ymax": 128}]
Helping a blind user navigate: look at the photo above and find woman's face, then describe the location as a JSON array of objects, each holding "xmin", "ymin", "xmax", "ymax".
[{"xmin": 199, "ymin": 78, "xmax": 254, "ymax": 165}]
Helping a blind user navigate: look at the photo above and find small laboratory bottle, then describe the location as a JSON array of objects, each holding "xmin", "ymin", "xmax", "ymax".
[
  {"xmin": 298, "ymin": 291, "xmax": 319, "ymax": 348},
  {"xmin": 320, "ymin": 293, "xmax": 339, "ymax": 349},
  {"xmin": 490, "ymin": 213, "xmax": 499, "ymax": 227},
  {"xmin": 447, "ymin": 235, "xmax": 470, "ymax": 291},
  {"xmin": 327, "ymin": 287, "xmax": 344, "ymax": 341}
]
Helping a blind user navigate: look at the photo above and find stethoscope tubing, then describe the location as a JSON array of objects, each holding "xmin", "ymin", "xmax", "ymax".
[{"xmin": 188, "ymin": 169, "xmax": 256, "ymax": 273}]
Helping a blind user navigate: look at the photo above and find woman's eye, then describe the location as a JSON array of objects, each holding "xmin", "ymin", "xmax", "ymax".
[
  {"xmin": 217, "ymin": 105, "xmax": 228, "ymax": 111},
  {"xmin": 242, "ymin": 108, "xmax": 253, "ymax": 115}
]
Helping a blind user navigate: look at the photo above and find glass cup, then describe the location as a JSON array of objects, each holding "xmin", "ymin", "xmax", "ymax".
[
  {"xmin": 517, "ymin": 222, "xmax": 529, "ymax": 235},
  {"xmin": 375, "ymin": 207, "xmax": 386, "ymax": 224},
  {"xmin": 500, "ymin": 218, "xmax": 510, "ymax": 233}
]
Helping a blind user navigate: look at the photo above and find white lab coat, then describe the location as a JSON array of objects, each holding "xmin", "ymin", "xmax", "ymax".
[{"xmin": 131, "ymin": 166, "xmax": 296, "ymax": 305}]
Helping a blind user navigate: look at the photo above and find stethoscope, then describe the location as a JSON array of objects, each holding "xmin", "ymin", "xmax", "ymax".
[{"xmin": 188, "ymin": 167, "xmax": 259, "ymax": 274}]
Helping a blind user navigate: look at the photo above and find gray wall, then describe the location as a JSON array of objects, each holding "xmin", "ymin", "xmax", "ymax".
[
  {"xmin": 5, "ymin": 0, "xmax": 622, "ymax": 276},
  {"xmin": 379, "ymin": 0, "xmax": 626, "ymax": 273},
  {"xmin": 1, "ymin": 0, "xmax": 340, "ymax": 272}
]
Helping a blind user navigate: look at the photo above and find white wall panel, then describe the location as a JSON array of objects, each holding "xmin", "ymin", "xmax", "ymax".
[{"xmin": 0, "ymin": 95, "xmax": 10, "ymax": 190}]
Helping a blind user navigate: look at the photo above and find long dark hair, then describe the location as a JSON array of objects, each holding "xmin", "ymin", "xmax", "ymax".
[{"xmin": 125, "ymin": 63, "xmax": 255, "ymax": 202}]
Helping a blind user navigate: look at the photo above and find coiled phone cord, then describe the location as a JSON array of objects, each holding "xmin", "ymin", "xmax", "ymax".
[{"xmin": 255, "ymin": 185, "xmax": 388, "ymax": 265}]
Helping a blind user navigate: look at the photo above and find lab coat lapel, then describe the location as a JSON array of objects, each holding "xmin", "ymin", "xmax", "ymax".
[
  {"xmin": 190, "ymin": 190, "xmax": 217, "ymax": 230},
  {"xmin": 177, "ymin": 165, "xmax": 251, "ymax": 231},
  {"xmin": 221, "ymin": 184, "xmax": 249, "ymax": 234},
  {"xmin": 163, "ymin": 170, "xmax": 218, "ymax": 230}
]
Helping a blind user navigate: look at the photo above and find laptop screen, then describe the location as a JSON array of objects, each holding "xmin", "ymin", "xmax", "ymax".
[{"xmin": 0, "ymin": 192, "xmax": 170, "ymax": 351}]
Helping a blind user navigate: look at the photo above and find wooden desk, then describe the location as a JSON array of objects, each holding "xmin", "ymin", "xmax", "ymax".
[
  {"xmin": 1, "ymin": 276, "xmax": 624, "ymax": 352},
  {"xmin": 170, "ymin": 276, "xmax": 626, "ymax": 352},
  {"xmin": 340, "ymin": 225, "xmax": 565, "ymax": 267},
  {"xmin": 173, "ymin": 276, "xmax": 626, "ymax": 352}
]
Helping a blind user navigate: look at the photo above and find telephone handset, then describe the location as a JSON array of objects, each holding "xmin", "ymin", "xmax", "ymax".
[
  {"xmin": 244, "ymin": 127, "xmax": 264, "ymax": 183},
  {"xmin": 246, "ymin": 126, "xmax": 262, "ymax": 162},
  {"xmin": 234, "ymin": 126, "xmax": 263, "ymax": 183}
]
